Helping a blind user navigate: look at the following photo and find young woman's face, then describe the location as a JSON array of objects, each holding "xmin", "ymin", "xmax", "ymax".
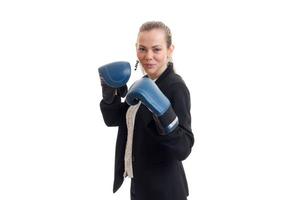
[{"xmin": 136, "ymin": 29, "xmax": 174, "ymax": 79}]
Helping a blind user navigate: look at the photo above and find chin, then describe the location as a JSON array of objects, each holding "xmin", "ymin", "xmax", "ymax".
[
  {"xmin": 145, "ymin": 72, "xmax": 153, "ymax": 77},
  {"xmin": 144, "ymin": 69, "xmax": 157, "ymax": 76}
]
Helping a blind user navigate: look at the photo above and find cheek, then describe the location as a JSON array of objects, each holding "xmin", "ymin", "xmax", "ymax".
[
  {"xmin": 136, "ymin": 52, "xmax": 142, "ymax": 58},
  {"xmin": 137, "ymin": 52, "xmax": 146, "ymax": 61},
  {"xmin": 155, "ymin": 54, "xmax": 167, "ymax": 63}
]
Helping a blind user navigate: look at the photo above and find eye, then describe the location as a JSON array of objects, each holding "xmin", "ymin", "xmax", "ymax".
[
  {"xmin": 138, "ymin": 47, "xmax": 146, "ymax": 52},
  {"xmin": 154, "ymin": 48, "xmax": 161, "ymax": 52}
]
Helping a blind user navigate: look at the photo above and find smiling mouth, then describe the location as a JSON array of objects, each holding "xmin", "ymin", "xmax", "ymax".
[{"xmin": 145, "ymin": 64, "xmax": 155, "ymax": 68}]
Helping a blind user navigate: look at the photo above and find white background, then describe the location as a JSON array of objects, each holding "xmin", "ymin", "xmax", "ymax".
[{"xmin": 0, "ymin": 0, "xmax": 299, "ymax": 199}]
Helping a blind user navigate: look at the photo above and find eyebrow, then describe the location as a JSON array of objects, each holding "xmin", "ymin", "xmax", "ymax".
[{"xmin": 138, "ymin": 45, "xmax": 162, "ymax": 48}]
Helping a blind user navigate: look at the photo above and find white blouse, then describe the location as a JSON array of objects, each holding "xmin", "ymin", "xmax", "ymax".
[{"xmin": 124, "ymin": 101, "xmax": 141, "ymax": 178}]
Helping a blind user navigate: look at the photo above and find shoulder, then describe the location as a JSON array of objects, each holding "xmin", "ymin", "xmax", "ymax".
[
  {"xmin": 158, "ymin": 70, "xmax": 186, "ymax": 87},
  {"xmin": 159, "ymin": 72, "xmax": 190, "ymax": 100},
  {"xmin": 167, "ymin": 72, "xmax": 184, "ymax": 85}
]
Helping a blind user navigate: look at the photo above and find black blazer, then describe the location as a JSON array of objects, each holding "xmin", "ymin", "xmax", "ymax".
[{"xmin": 100, "ymin": 65, "xmax": 194, "ymax": 200}]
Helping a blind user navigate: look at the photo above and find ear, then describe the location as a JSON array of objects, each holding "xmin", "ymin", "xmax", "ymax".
[{"xmin": 168, "ymin": 44, "xmax": 175, "ymax": 58}]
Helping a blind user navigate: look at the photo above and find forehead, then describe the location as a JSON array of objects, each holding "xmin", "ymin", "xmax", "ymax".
[{"xmin": 137, "ymin": 29, "xmax": 166, "ymax": 47}]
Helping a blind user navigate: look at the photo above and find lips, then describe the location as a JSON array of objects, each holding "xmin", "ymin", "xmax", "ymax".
[{"xmin": 144, "ymin": 64, "xmax": 156, "ymax": 68}]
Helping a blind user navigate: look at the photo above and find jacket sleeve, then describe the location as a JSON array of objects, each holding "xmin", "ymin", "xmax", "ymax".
[
  {"xmin": 149, "ymin": 82, "xmax": 195, "ymax": 161},
  {"xmin": 100, "ymin": 97, "xmax": 128, "ymax": 127}
]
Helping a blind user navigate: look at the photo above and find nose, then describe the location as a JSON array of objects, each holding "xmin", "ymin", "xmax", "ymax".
[{"xmin": 145, "ymin": 50, "xmax": 153, "ymax": 60}]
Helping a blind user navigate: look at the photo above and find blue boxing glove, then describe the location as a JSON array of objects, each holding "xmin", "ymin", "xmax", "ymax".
[
  {"xmin": 126, "ymin": 77, "xmax": 179, "ymax": 134},
  {"xmin": 98, "ymin": 61, "xmax": 131, "ymax": 104},
  {"xmin": 98, "ymin": 61, "xmax": 131, "ymax": 88}
]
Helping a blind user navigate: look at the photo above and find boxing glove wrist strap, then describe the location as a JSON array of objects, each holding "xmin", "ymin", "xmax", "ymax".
[{"xmin": 157, "ymin": 106, "xmax": 179, "ymax": 134}]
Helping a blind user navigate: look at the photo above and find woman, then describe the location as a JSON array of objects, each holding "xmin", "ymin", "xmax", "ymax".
[{"xmin": 99, "ymin": 21, "xmax": 194, "ymax": 200}]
